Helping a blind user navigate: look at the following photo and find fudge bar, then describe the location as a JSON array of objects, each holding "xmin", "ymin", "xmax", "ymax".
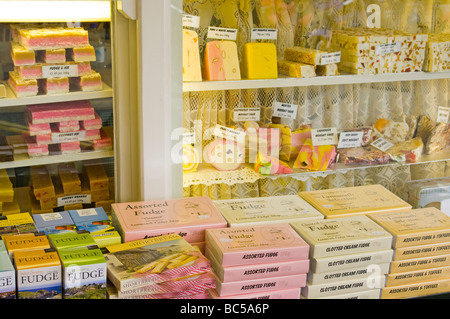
[
  {"xmin": 30, "ymin": 166, "xmax": 55, "ymax": 200},
  {"xmin": 81, "ymin": 113, "xmax": 102, "ymax": 130},
  {"xmin": 10, "ymin": 42, "xmax": 35, "ymax": 66},
  {"xmin": 70, "ymin": 71, "xmax": 102, "ymax": 92},
  {"xmin": 67, "ymin": 45, "xmax": 96, "ymax": 62},
  {"xmin": 36, "ymin": 48, "xmax": 66, "ymax": 64},
  {"xmin": 38, "ymin": 77, "xmax": 70, "ymax": 95},
  {"xmin": 14, "ymin": 25, "xmax": 89, "ymax": 50},
  {"xmin": 338, "ymin": 146, "xmax": 390, "ymax": 165},
  {"xmin": 0, "ymin": 169, "xmax": 14, "ymax": 203},
  {"xmin": 51, "ymin": 121, "xmax": 80, "ymax": 133},
  {"xmin": 284, "ymin": 47, "xmax": 327, "ymax": 65},
  {"xmin": 83, "ymin": 161, "xmax": 109, "ymax": 191},
  {"xmin": 92, "ymin": 127, "xmax": 112, "ymax": 151},
  {"xmin": 0, "ymin": 83, "xmax": 5, "ymax": 98},
  {"xmin": 27, "ymin": 121, "xmax": 51, "ymax": 136},
  {"xmin": 8, "ymin": 71, "xmax": 38, "ymax": 97},
  {"xmin": 26, "ymin": 100, "xmax": 95, "ymax": 124},
  {"xmin": 277, "ymin": 60, "xmax": 316, "ymax": 78},
  {"xmin": 0, "ymin": 135, "xmax": 13, "ymax": 162},
  {"xmin": 241, "ymin": 42, "xmax": 278, "ymax": 79}
]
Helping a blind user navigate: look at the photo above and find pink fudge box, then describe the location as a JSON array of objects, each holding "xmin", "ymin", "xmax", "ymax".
[
  {"xmin": 213, "ymin": 273, "xmax": 306, "ymax": 297},
  {"xmin": 208, "ymin": 287, "xmax": 301, "ymax": 299},
  {"xmin": 206, "ymin": 248, "xmax": 309, "ymax": 282},
  {"xmin": 206, "ymin": 223, "xmax": 310, "ymax": 267},
  {"xmin": 111, "ymin": 197, "xmax": 227, "ymax": 243}
]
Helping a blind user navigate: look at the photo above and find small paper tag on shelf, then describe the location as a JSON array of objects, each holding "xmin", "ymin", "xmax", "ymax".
[
  {"xmin": 251, "ymin": 28, "xmax": 278, "ymax": 41},
  {"xmin": 182, "ymin": 132, "xmax": 196, "ymax": 145},
  {"xmin": 320, "ymin": 52, "xmax": 341, "ymax": 65},
  {"xmin": 437, "ymin": 106, "xmax": 450, "ymax": 123},
  {"xmin": 273, "ymin": 101, "xmax": 298, "ymax": 120},
  {"xmin": 183, "ymin": 14, "xmax": 200, "ymax": 29},
  {"xmin": 311, "ymin": 128, "xmax": 338, "ymax": 146},
  {"xmin": 52, "ymin": 131, "xmax": 86, "ymax": 143},
  {"xmin": 375, "ymin": 42, "xmax": 401, "ymax": 55},
  {"xmin": 42, "ymin": 64, "xmax": 78, "ymax": 78},
  {"xmin": 57, "ymin": 194, "xmax": 92, "ymax": 207},
  {"xmin": 371, "ymin": 137, "xmax": 394, "ymax": 152},
  {"xmin": 207, "ymin": 27, "xmax": 238, "ymax": 41},
  {"xmin": 233, "ymin": 107, "xmax": 261, "ymax": 122},
  {"xmin": 213, "ymin": 125, "xmax": 246, "ymax": 145},
  {"xmin": 337, "ymin": 131, "xmax": 364, "ymax": 149}
]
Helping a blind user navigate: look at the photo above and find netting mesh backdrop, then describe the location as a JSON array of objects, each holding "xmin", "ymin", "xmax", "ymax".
[{"xmin": 182, "ymin": 0, "xmax": 450, "ymax": 200}]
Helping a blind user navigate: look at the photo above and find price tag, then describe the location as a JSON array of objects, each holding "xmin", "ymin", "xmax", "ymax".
[
  {"xmin": 207, "ymin": 27, "xmax": 238, "ymax": 41},
  {"xmin": 42, "ymin": 64, "xmax": 78, "ymax": 78},
  {"xmin": 337, "ymin": 131, "xmax": 364, "ymax": 149},
  {"xmin": 41, "ymin": 213, "xmax": 63, "ymax": 222},
  {"xmin": 52, "ymin": 131, "xmax": 86, "ymax": 143},
  {"xmin": 251, "ymin": 28, "xmax": 278, "ymax": 41},
  {"xmin": 437, "ymin": 106, "xmax": 450, "ymax": 123},
  {"xmin": 311, "ymin": 128, "xmax": 338, "ymax": 146},
  {"xmin": 182, "ymin": 14, "xmax": 200, "ymax": 28},
  {"xmin": 76, "ymin": 208, "xmax": 99, "ymax": 217},
  {"xmin": 57, "ymin": 194, "xmax": 92, "ymax": 207},
  {"xmin": 213, "ymin": 125, "xmax": 246, "ymax": 145},
  {"xmin": 320, "ymin": 52, "xmax": 341, "ymax": 65},
  {"xmin": 183, "ymin": 132, "xmax": 195, "ymax": 145},
  {"xmin": 371, "ymin": 137, "xmax": 394, "ymax": 152},
  {"xmin": 375, "ymin": 42, "xmax": 401, "ymax": 55},
  {"xmin": 273, "ymin": 102, "xmax": 298, "ymax": 120},
  {"xmin": 233, "ymin": 108, "xmax": 261, "ymax": 122}
]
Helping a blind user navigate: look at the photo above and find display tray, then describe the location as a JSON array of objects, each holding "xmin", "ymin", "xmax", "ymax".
[
  {"xmin": 183, "ymin": 147, "xmax": 450, "ymax": 187},
  {"xmin": 183, "ymin": 71, "xmax": 450, "ymax": 92},
  {"xmin": 0, "ymin": 82, "xmax": 113, "ymax": 107}
]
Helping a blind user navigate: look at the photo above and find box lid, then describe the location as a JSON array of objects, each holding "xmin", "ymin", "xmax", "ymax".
[{"xmin": 33, "ymin": 211, "xmax": 75, "ymax": 233}]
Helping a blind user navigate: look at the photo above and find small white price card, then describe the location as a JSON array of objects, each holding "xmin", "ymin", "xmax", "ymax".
[
  {"xmin": 183, "ymin": 132, "xmax": 196, "ymax": 145},
  {"xmin": 41, "ymin": 213, "xmax": 63, "ymax": 222},
  {"xmin": 437, "ymin": 106, "xmax": 450, "ymax": 123},
  {"xmin": 57, "ymin": 194, "xmax": 92, "ymax": 207},
  {"xmin": 213, "ymin": 125, "xmax": 246, "ymax": 145},
  {"xmin": 233, "ymin": 107, "xmax": 261, "ymax": 122},
  {"xmin": 182, "ymin": 14, "xmax": 200, "ymax": 28},
  {"xmin": 320, "ymin": 52, "xmax": 341, "ymax": 65},
  {"xmin": 375, "ymin": 42, "xmax": 402, "ymax": 55},
  {"xmin": 52, "ymin": 131, "xmax": 86, "ymax": 143},
  {"xmin": 273, "ymin": 102, "xmax": 298, "ymax": 120},
  {"xmin": 311, "ymin": 127, "xmax": 338, "ymax": 146},
  {"xmin": 42, "ymin": 64, "xmax": 78, "ymax": 78},
  {"xmin": 371, "ymin": 137, "xmax": 394, "ymax": 152},
  {"xmin": 207, "ymin": 27, "xmax": 238, "ymax": 41},
  {"xmin": 251, "ymin": 28, "xmax": 278, "ymax": 41},
  {"xmin": 337, "ymin": 131, "xmax": 364, "ymax": 149}
]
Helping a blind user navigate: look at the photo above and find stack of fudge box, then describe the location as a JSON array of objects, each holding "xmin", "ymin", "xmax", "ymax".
[
  {"xmin": 291, "ymin": 215, "xmax": 394, "ymax": 299},
  {"xmin": 0, "ymin": 239, "xmax": 15, "ymax": 299},
  {"xmin": 369, "ymin": 208, "xmax": 450, "ymax": 299},
  {"xmin": 105, "ymin": 234, "xmax": 215, "ymax": 299},
  {"xmin": 8, "ymin": 24, "xmax": 102, "ymax": 97},
  {"xmin": 329, "ymin": 27, "xmax": 428, "ymax": 75},
  {"xmin": 205, "ymin": 223, "xmax": 309, "ymax": 299},
  {"xmin": 23, "ymin": 100, "xmax": 112, "ymax": 158}
]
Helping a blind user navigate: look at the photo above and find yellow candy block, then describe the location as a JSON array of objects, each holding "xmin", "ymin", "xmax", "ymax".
[
  {"xmin": 182, "ymin": 29, "xmax": 202, "ymax": 82},
  {"xmin": 0, "ymin": 169, "xmax": 14, "ymax": 202},
  {"xmin": 241, "ymin": 43, "xmax": 278, "ymax": 79}
]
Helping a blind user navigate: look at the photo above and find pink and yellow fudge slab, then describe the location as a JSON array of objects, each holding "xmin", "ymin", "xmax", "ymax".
[
  {"xmin": 205, "ymin": 223, "xmax": 310, "ymax": 267},
  {"xmin": 26, "ymin": 100, "xmax": 95, "ymax": 124},
  {"xmin": 93, "ymin": 128, "xmax": 112, "ymax": 151},
  {"xmin": 58, "ymin": 141, "xmax": 81, "ymax": 154},
  {"xmin": 38, "ymin": 77, "xmax": 69, "ymax": 95},
  {"xmin": 8, "ymin": 71, "xmax": 38, "ymax": 97},
  {"xmin": 11, "ymin": 42, "xmax": 35, "ymax": 66},
  {"xmin": 68, "ymin": 46, "xmax": 96, "ymax": 62},
  {"xmin": 37, "ymin": 48, "xmax": 66, "ymax": 64},
  {"xmin": 111, "ymin": 196, "xmax": 228, "ymax": 243},
  {"xmin": 15, "ymin": 26, "xmax": 89, "ymax": 50},
  {"xmin": 70, "ymin": 71, "xmax": 102, "ymax": 92}
]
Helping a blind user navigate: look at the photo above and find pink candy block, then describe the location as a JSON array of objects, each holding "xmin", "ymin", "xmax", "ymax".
[
  {"xmin": 207, "ymin": 248, "xmax": 310, "ymax": 282},
  {"xmin": 93, "ymin": 128, "xmax": 112, "ymax": 150},
  {"xmin": 27, "ymin": 121, "xmax": 51, "ymax": 136},
  {"xmin": 26, "ymin": 100, "xmax": 95, "ymax": 124},
  {"xmin": 52, "ymin": 121, "xmax": 80, "ymax": 133},
  {"xmin": 214, "ymin": 273, "xmax": 306, "ymax": 297},
  {"xmin": 208, "ymin": 287, "xmax": 301, "ymax": 299},
  {"xmin": 111, "ymin": 197, "xmax": 228, "ymax": 243},
  {"xmin": 81, "ymin": 113, "xmax": 102, "ymax": 130},
  {"xmin": 206, "ymin": 223, "xmax": 310, "ymax": 267},
  {"xmin": 59, "ymin": 142, "xmax": 81, "ymax": 154},
  {"xmin": 27, "ymin": 143, "xmax": 49, "ymax": 157}
]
